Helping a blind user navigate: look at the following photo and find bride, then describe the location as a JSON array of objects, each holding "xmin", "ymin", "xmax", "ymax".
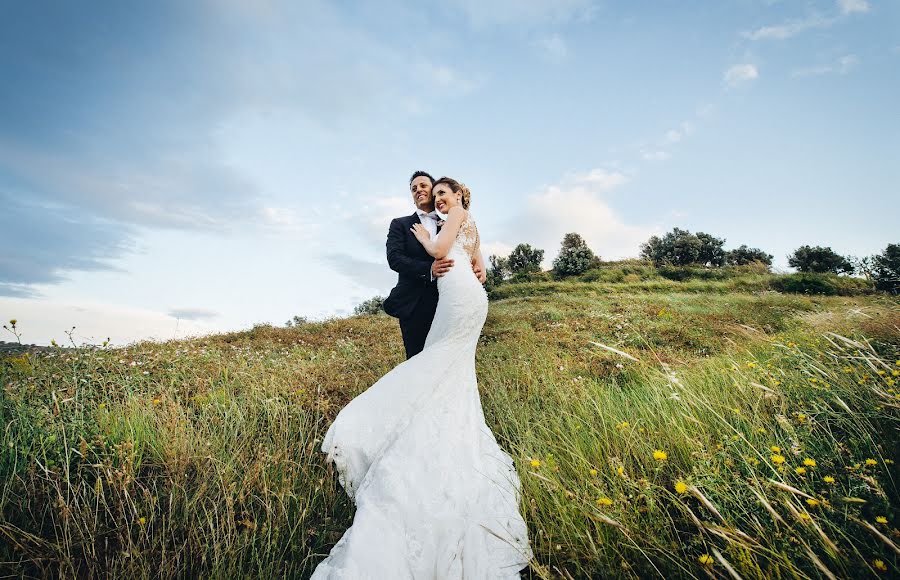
[{"xmin": 311, "ymin": 177, "xmax": 533, "ymax": 579}]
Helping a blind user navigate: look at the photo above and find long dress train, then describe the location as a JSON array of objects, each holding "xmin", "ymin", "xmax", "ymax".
[{"xmin": 311, "ymin": 214, "xmax": 532, "ymax": 579}]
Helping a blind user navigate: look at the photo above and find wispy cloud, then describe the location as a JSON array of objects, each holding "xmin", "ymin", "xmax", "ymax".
[
  {"xmin": 792, "ymin": 54, "xmax": 859, "ymax": 77},
  {"xmin": 168, "ymin": 308, "xmax": 220, "ymax": 321},
  {"xmin": 724, "ymin": 63, "xmax": 759, "ymax": 87},
  {"xmin": 742, "ymin": 13, "xmax": 834, "ymax": 40},
  {"xmin": 743, "ymin": 0, "xmax": 869, "ymax": 41},
  {"xmin": 443, "ymin": 0, "xmax": 595, "ymax": 28}
]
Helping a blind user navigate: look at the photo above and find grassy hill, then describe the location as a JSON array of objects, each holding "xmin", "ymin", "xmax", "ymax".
[{"xmin": 2, "ymin": 264, "xmax": 899, "ymax": 578}]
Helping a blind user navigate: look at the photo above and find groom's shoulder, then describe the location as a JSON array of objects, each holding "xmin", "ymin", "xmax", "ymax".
[{"xmin": 390, "ymin": 212, "xmax": 418, "ymax": 227}]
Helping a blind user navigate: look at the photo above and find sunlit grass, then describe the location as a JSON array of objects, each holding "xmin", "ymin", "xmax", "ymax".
[{"xmin": 2, "ymin": 271, "xmax": 898, "ymax": 578}]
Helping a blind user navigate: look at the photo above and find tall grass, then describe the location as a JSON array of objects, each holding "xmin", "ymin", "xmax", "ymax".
[{"xmin": 2, "ymin": 275, "xmax": 898, "ymax": 578}]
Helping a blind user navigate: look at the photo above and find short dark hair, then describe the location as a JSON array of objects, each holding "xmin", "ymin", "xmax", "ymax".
[{"xmin": 409, "ymin": 170, "xmax": 434, "ymax": 186}]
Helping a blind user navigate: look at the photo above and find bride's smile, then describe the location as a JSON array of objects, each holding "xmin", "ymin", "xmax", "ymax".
[{"xmin": 433, "ymin": 184, "xmax": 462, "ymax": 214}]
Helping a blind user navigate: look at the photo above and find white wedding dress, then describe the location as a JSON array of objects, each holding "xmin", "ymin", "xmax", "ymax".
[{"xmin": 311, "ymin": 213, "xmax": 533, "ymax": 579}]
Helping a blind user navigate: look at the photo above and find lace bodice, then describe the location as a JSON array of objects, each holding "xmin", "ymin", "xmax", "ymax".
[{"xmin": 455, "ymin": 212, "xmax": 480, "ymax": 258}]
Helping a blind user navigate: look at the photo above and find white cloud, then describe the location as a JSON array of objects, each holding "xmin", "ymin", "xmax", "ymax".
[
  {"xmin": 168, "ymin": 307, "xmax": 220, "ymax": 321},
  {"xmin": 480, "ymin": 241, "xmax": 515, "ymax": 259},
  {"xmin": 0, "ymin": 297, "xmax": 216, "ymax": 346},
  {"xmin": 359, "ymin": 196, "xmax": 415, "ymax": 245},
  {"xmin": 839, "ymin": 0, "xmax": 869, "ymax": 15},
  {"xmin": 536, "ymin": 34, "xmax": 568, "ymax": 61},
  {"xmin": 573, "ymin": 168, "xmax": 630, "ymax": 190},
  {"xmin": 724, "ymin": 64, "xmax": 759, "ymax": 87},
  {"xmin": 492, "ymin": 169, "xmax": 658, "ymax": 264},
  {"xmin": 792, "ymin": 54, "xmax": 859, "ymax": 77},
  {"xmin": 641, "ymin": 150, "xmax": 671, "ymax": 161},
  {"xmin": 664, "ymin": 129, "xmax": 683, "ymax": 143}
]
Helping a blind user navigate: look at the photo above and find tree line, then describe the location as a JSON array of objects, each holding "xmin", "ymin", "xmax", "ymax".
[{"xmin": 486, "ymin": 227, "xmax": 899, "ymax": 294}]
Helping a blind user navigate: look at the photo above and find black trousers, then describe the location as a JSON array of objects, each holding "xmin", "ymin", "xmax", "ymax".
[{"xmin": 398, "ymin": 288, "xmax": 439, "ymax": 359}]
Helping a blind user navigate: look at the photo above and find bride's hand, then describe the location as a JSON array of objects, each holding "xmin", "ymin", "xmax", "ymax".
[{"xmin": 410, "ymin": 223, "xmax": 431, "ymax": 244}]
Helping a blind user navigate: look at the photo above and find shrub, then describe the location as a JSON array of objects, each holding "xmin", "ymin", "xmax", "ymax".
[
  {"xmin": 771, "ymin": 273, "xmax": 871, "ymax": 296},
  {"xmin": 507, "ymin": 244, "xmax": 544, "ymax": 275},
  {"xmin": 788, "ymin": 245, "xmax": 854, "ymax": 274},
  {"xmin": 726, "ymin": 245, "xmax": 773, "ymax": 267},
  {"xmin": 872, "ymin": 243, "xmax": 900, "ymax": 294},
  {"xmin": 553, "ymin": 233, "xmax": 600, "ymax": 277},
  {"xmin": 353, "ymin": 296, "xmax": 386, "ymax": 316},
  {"xmin": 640, "ymin": 227, "xmax": 726, "ymax": 267}
]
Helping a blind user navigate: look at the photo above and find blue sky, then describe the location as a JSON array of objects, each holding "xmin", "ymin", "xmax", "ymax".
[{"xmin": 1, "ymin": 0, "xmax": 897, "ymax": 346}]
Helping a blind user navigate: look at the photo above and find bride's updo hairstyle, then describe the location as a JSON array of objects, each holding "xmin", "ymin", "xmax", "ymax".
[{"xmin": 433, "ymin": 177, "xmax": 471, "ymax": 210}]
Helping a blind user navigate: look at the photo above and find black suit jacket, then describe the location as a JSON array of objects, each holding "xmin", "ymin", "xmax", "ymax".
[{"xmin": 383, "ymin": 212, "xmax": 437, "ymax": 320}]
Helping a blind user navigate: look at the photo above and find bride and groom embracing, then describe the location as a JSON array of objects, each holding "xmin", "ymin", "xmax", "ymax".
[{"xmin": 311, "ymin": 172, "xmax": 533, "ymax": 578}]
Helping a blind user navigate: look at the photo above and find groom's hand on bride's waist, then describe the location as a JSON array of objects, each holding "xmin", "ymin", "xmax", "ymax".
[
  {"xmin": 472, "ymin": 262, "xmax": 486, "ymax": 284},
  {"xmin": 431, "ymin": 258, "xmax": 454, "ymax": 279}
]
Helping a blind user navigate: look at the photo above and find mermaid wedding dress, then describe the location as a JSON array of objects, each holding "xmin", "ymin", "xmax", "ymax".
[{"xmin": 311, "ymin": 213, "xmax": 533, "ymax": 579}]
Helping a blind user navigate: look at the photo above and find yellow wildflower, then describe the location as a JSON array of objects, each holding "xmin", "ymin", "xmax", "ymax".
[
  {"xmin": 653, "ymin": 449, "xmax": 668, "ymax": 461},
  {"xmin": 589, "ymin": 468, "xmax": 597, "ymax": 476},
  {"xmin": 616, "ymin": 466, "xmax": 625, "ymax": 476},
  {"xmin": 798, "ymin": 512, "xmax": 811, "ymax": 521},
  {"xmin": 771, "ymin": 454, "xmax": 786, "ymax": 465},
  {"xmin": 874, "ymin": 559, "xmax": 887, "ymax": 572},
  {"xmin": 757, "ymin": 428, "xmax": 766, "ymax": 434},
  {"xmin": 770, "ymin": 446, "xmax": 781, "ymax": 453},
  {"xmin": 152, "ymin": 398, "xmax": 161, "ymax": 405},
  {"xmin": 530, "ymin": 459, "xmax": 541, "ymax": 468},
  {"xmin": 138, "ymin": 517, "xmax": 146, "ymax": 525},
  {"xmin": 803, "ymin": 458, "xmax": 816, "ymax": 467},
  {"xmin": 823, "ymin": 475, "xmax": 835, "ymax": 484},
  {"xmin": 698, "ymin": 554, "xmax": 713, "ymax": 566},
  {"xmin": 616, "ymin": 421, "xmax": 630, "ymax": 430},
  {"xmin": 596, "ymin": 497, "xmax": 613, "ymax": 507},
  {"xmin": 795, "ymin": 467, "xmax": 807, "ymax": 475},
  {"xmin": 806, "ymin": 498, "xmax": 820, "ymax": 507},
  {"xmin": 892, "ymin": 370, "xmax": 899, "ymax": 377},
  {"xmin": 876, "ymin": 516, "xmax": 888, "ymax": 524},
  {"xmin": 796, "ymin": 413, "xmax": 806, "ymax": 424},
  {"xmin": 865, "ymin": 459, "xmax": 877, "ymax": 466},
  {"xmin": 675, "ymin": 481, "xmax": 688, "ymax": 494}
]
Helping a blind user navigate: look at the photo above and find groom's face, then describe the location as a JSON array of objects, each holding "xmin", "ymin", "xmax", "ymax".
[{"xmin": 410, "ymin": 176, "xmax": 434, "ymax": 211}]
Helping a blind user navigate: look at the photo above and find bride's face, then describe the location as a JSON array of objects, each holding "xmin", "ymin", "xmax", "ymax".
[{"xmin": 433, "ymin": 184, "xmax": 462, "ymax": 214}]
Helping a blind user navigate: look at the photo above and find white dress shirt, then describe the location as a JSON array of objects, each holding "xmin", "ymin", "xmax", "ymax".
[
  {"xmin": 416, "ymin": 208, "xmax": 439, "ymax": 281},
  {"xmin": 416, "ymin": 208, "xmax": 439, "ymax": 238}
]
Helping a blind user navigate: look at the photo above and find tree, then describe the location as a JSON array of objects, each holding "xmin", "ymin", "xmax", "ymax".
[
  {"xmin": 788, "ymin": 245, "xmax": 854, "ymax": 275},
  {"xmin": 353, "ymin": 296, "xmax": 386, "ymax": 316},
  {"xmin": 486, "ymin": 255, "xmax": 510, "ymax": 289},
  {"xmin": 507, "ymin": 244, "xmax": 544, "ymax": 275},
  {"xmin": 553, "ymin": 233, "xmax": 599, "ymax": 277},
  {"xmin": 285, "ymin": 315, "xmax": 308, "ymax": 327},
  {"xmin": 872, "ymin": 243, "xmax": 900, "ymax": 294},
  {"xmin": 726, "ymin": 245, "xmax": 773, "ymax": 267},
  {"xmin": 640, "ymin": 227, "xmax": 726, "ymax": 267},
  {"xmin": 696, "ymin": 232, "xmax": 727, "ymax": 267}
]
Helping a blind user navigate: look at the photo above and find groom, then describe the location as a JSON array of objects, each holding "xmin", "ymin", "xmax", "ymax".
[{"xmin": 383, "ymin": 170, "xmax": 485, "ymax": 359}]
